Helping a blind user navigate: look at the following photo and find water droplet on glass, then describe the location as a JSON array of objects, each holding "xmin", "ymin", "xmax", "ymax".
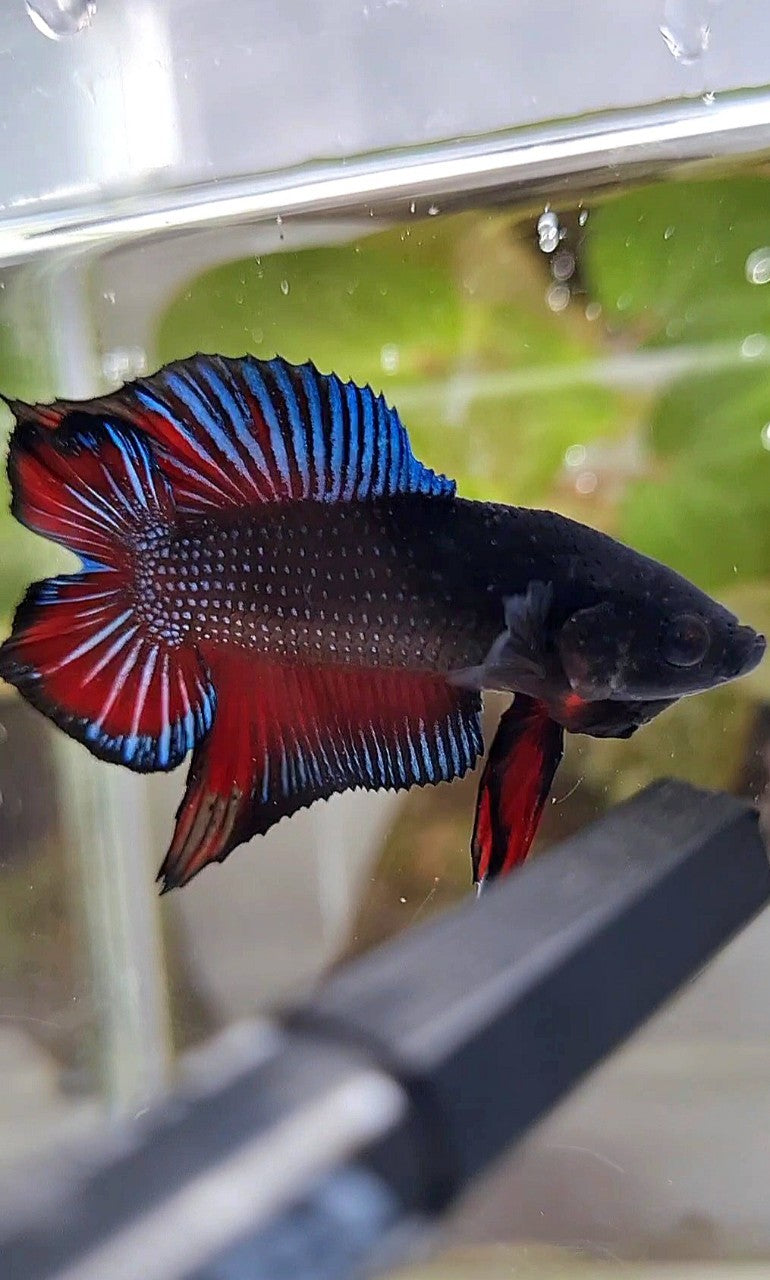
[
  {"xmin": 616, "ymin": 292, "xmax": 633, "ymax": 312},
  {"xmin": 578, "ymin": 209, "xmax": 589, "ymax": 227},
  {"xmin": 741, "ymin": 333, "xmax": 767, "ymax": 360},
  {"xmin": 664, "ymin": 225, "xmax": 675, "ymax": 240},
  {"xmin": 537, "ymin": 210, "xmax": 561, "ymax": 253},
  {"xmin": 380, "ymin": 344, "xmax": 400, "ymax": 374},
  {"xmin": 25, "ymin": 0, "xmax": 95, "ymax": 39},
  {"xmin": 659, "ymin": 0, "xmax": 710, "ymax": 64},
  {"xmin": 547, "ymin": 283, "xmax": 570, "ymax": 313},
  {"xmin": 280, "ymin": 279, "xmax": 290, "ymax": 296},
  {"xmin": 761, "ymin": 424, "xmax": 770, "ymax": 451},
  {"xmin": 427, "ymin": 204, "xmax": 439, "ymax": 217},
  {"xmin": 745, "ymin": 248, "xmax": 770, "ymax": 285},
  {"xmin": 584, "ymin": 301, "xmax": 602, "ymax": 322}
]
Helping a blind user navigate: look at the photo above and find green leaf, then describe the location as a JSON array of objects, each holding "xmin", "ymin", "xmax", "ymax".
[
  {"xmin": 584, "ymin": 176, "xmax": 770, "ymax": 345},
  {"xmin": 156, "ymin": 217, "xmax": 630, "ymax": 505}
]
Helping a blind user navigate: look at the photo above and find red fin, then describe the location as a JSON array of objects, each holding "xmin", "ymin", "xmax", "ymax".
[
  {"xmin": 8, "ymin": 413, "xmax": 173, "ymax": 566},
  {"xmin": 471, "ymin": 694, "xmax": 564, "ymax": 885},
  {"xmin": 0, "ymin": 574, "xmax": 214, "ymax": 771},
  {"xmin": 0, "ymin": 415, "xmax": 213, "ymax": 771},
  {"xmin": 159, "ymin": 653, "xmax": 483, "ymax": 890}
]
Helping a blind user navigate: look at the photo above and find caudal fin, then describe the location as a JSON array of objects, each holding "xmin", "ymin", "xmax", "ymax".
[{"xmin": 0, "ymin": 415, "xmax": 214, "ymax": 771}]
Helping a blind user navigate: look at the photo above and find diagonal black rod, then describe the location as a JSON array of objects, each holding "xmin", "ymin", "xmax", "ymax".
[{"xmin": 2, "ymin": 780, "xmax": 768, "ymax": 1280}]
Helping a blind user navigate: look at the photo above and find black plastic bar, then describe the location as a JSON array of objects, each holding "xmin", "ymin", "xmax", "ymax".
[{"xmin": 1, "ymin": 780, "xmax": 768, "ymax": 1280}]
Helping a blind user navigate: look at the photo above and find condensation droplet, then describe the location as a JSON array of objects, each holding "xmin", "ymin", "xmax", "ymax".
[
  {"xmin": 280, "ymin": 279, "xmax": 290, "ymax": 296},
  {"xmin": 745, "ymin": 248, "xmax": 770, "ymax": 285},
  {"xmin": 664, "ymin": 225, "xmax": 675, "ymax": 240},
  {"xmin": 409, "ymin": 201, "xmax": 416, "ymax": 214},
  {"xmin": 761, "ymin": 423, "xmax": 770, "ymax": 451},
  {"xmin": 537, "ymin": 210, "xmax": 561, "ymax": 253},
  {"xmin": 616, "ymin": 292, "xmax": 633, "ymax": 311},
  {"xmin": 659, "ymin": 0, "xmax": 711, "ymax": 64},
  {"xmin": 584, "ymin": 301, "xmax": 602, "ymax": 322},
  {"xmin": 578, "ymin": 209, "xmax": 589, "ymax": 227},
  {"xmin": 25, "ymin": 0, "xmax": 95, "ymax": 39}
]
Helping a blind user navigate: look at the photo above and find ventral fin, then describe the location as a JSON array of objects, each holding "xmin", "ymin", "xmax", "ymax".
[
  {"xmin": 472, "ymin": 694, "xmax": 563, "ymax": 887},
  {"xmin": 159, "ymin": 653, "xmax": 483, "ymax": 890},
  {"xmin": 13, "ymin": 354, "xmax": 456, "ymax": 516}
]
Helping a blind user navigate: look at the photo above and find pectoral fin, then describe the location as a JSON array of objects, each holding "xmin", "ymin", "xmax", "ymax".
[{"xmin": 450, "ymin": 581, "xmax": 553, "ymax": 691}]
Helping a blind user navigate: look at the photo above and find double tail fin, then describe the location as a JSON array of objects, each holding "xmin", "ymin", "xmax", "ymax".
[
  {"xmin": 1, "ymin": 355, "xmax": 484, "ymax": 888},
  {"xmin": 0, "ymin": 415, "xmax": 214, "ymax": 771}
]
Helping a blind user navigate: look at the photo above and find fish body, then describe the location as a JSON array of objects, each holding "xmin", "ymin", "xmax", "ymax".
[{"xmin": 0, "ymin": 354, "xmax": 764, "ymax": 890}]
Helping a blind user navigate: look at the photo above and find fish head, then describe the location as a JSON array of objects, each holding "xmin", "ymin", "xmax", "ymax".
[{"xmin": 556, "ymin": 569, "xmax": 765, "ymax": 702}]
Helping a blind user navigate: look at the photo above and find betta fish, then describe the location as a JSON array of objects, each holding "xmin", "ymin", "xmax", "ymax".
[{"xmin": 0, "ymin": 355, "xmax": 764, "ymax": 891}]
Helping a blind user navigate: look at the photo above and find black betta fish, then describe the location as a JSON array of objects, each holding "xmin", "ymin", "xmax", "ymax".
[{"xmin": 0, "ymin": 355, "xmax": 764, "ymax": 890}]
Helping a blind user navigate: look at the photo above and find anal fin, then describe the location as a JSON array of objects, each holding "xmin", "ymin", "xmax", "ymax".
[{"xmin": 159, "ymin": 654, "xmax": 483, "ymax": 890}]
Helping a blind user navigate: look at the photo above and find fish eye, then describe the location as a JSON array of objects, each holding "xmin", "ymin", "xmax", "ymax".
[{"xmin": 662, "ymin": 613, "xmax": 710, "ymax": 668}]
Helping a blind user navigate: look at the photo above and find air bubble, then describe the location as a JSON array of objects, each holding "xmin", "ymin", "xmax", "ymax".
[
  {"xmin": 565, "ymin": 444, "xmax": 587, "ymax": 469},
  {"xmin": 537, "ymin": 210, "xmax": 561, "ymax": 253},
  {"xmin": 741, "ymin": 333, "xmax": 767, "ymax": 360},
  {"xmin": 745, "ymin": 248, "xmax": 770, "ymax": 285},
  {"xmin": 552, "ymin": 250, "xmax": 575, "ymax": 282},
  {"xmin": 547, "ymin": 283, "xmax": 570, "ymax": 313},
  {"xmin": 578, "ymin": 209, "xmax": 589, "ymax": 227},
  {"xmin": 380, "ymin": 344, "xmax": 400, "ymax": 374},
  {"xmin": 575, "ymin": 471, "xmax": 598, "ymax": 495},
  {"xmin": 25, "ymin": 0, "xmax": 95, "ymax": 38},
  {"xmin": 280, "ymin": 279, "xmax": 290, "ymax": 295}
]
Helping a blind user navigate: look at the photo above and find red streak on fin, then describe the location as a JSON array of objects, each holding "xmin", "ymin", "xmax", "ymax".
[
  {"xmin": 471, "ymin": 694, "xmax": 564, "ymax": 885},
  {"xmin": 159, "ymin": 652, "xmax": 482, "ymax": 890}
]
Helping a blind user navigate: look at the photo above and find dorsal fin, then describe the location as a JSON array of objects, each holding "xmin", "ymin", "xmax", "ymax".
[{"xmin": 10, "ymin": 355, "xmax": 455, "ymax": 516}]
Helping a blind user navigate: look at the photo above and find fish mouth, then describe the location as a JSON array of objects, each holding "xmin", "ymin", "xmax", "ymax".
[{"xmin": 732, "ymin": 626, "xmax": 766, "ymax": 678}]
